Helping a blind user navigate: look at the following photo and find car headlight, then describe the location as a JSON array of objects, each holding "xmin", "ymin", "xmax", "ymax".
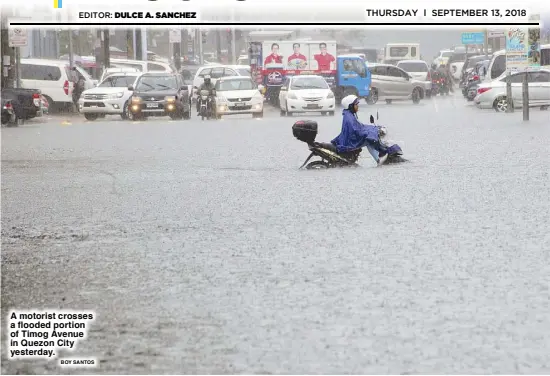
[
  {"xmin": 287, "ymin": 93, "xmax": 297, "ymax": 100},
  {"xmin": 165, "ymin": 96, "xmax": 176, "ymax": 103},
  {"xmin": 131, "ymin": 96, "xmax": 142, "ymax": 103},
  {"xmin": 327, "ymin": 92, "xmax": 334, "ymax": 99}
]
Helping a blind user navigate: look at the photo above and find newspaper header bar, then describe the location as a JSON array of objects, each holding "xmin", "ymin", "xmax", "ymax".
[{"xmin": 3, "ymin": 2, "xmax": 546, "ymax": 28}]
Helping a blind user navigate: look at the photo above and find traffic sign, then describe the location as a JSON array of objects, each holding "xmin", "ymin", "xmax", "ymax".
[
  {"xmin": 461, "ymin": 32, "xmax": 485, "ymax": 45},
  {"xmin": 8, "ymin": 27, "xmax": 28, "ymax": 47},
  {"xmin": 169, "ymin": 29, "xmax": 181, "ymax": 44}
]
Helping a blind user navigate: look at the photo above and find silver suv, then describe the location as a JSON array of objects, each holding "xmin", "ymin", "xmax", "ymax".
[{"xmin": 367, "ymin": 63, "xmax": 425, "ymax": 104}]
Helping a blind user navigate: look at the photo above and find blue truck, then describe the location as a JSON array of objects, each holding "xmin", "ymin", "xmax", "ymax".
[{"xmin": 248, "ymin": 40, "xmax": 371, "ymax": 105}]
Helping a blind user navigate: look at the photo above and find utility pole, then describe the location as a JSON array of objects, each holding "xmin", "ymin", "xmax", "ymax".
[
  {"xmin": 505, "ymin": 69, "xmax": 513, "ymax": 113},
  {"xmin": 172, "ymin": 29, "xmax": 181, "ymax": 72},
  {"xmin": 1, "ymin": 12, "xmax": 16, "ymax": 89},
  {"xmin": 127, "ymin": 29, "xmax": 134, "ymax": 60},
  {"xmin": 68, "ymin": 30, "xmax": 74, "ymax": 68},
  {"xmin": 181, "ymin": 29, "xmax": 188, "ymax": 60},
  {"xmin": 232, "ymin": 29, "xmax": 237, "ymax": 64},
  {"xmin": 521, "ymin": 73, "xmax": 529, "ymax": 121},
  {"xmin": 198, "ymin": 29, "xmax": 203, "ymax": 64},
  {"xmin": 135, "ymin": 29, "xmax": 143, "ymax": 60},
  {"xmin": 103, "ymin": 29, "xmax": 110, "ymax": 69},
  {"xmin": 216, "ymin": 29, "xmax": 222, "ymax": 62},
  {"xmin": 484, "ymin": 29, "xmax": 489, "ymax": 59}
]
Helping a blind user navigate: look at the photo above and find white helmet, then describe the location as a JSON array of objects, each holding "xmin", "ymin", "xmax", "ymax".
[{"xmin": 341, "ymin": 94, "xmax": 359, "ymax": 109}]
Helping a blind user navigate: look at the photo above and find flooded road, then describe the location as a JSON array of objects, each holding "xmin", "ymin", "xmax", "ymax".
[{"xmin": 2, "ymin": 98, "xmax": 550, "ymax": 373}]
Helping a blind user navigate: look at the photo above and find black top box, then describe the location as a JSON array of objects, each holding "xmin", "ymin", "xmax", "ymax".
[{"xmin": 292, "ymin": 120, "xmax": 318, "ymax": 144}]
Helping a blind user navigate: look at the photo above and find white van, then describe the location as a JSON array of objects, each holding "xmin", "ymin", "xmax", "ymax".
[
  {"xmin": 110, "ymin": 59, "xmax": 175, "ymax": 73},
  {"xmin": 20, "ymin": 59, "xmax": 97, "ymax": 108},
  {"xmin": 485, "ymin": 44, "xmax": 550, "ymax": 82},
  {"xmin": 384, "ymin": 43, "xmax": 420, "ymax": 65}
]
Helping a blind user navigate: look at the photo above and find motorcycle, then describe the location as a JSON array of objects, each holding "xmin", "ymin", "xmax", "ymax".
[
  {"xmin": 198, "ymin": 89, "xmax": 214, "ymax": 120},
  {"xmin": 433, "ymin": 78, "xmax": 450, "ymax": 96},
  {"xmin": 293, "ymin": 114, "xmax": 407, "ymax": 169},
  {"xmin": 1, "ymin": 99, "xmax": 16, "ymax": 126},
  {"xmin": 462, "ymin": 72, "xmax": 481, "ymax": 101}
]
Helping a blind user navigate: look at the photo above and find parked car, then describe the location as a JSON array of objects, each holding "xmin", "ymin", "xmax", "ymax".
[
  {"xmin": 20, "ymin": 58, "xmax": 97, "ymax": 111},
  {"xmin": 396, "ymin": 60, "xmax": 432, "ymax": 98},
  {"xmin": 78, "ymin": 72, "xmax": 141, "ymax": 121},
  {"xmin": 99, "ymin": 67, "xmax": 141, "ymax": 83},
  {"xmin": 279, "ymin": 75, "xmax": 336, "ymax": 116},
  {"xmin": 459, "ymin": 55, "xmax": 492, "ymax": 87},
  {"xmin": 368, "ymin": 63, "xmax": 424, "ymax": 104},
  {"xmin": 214, "ymin": 76, "xmax": 264, "ymax": 119},
  {"xmin": 474, "ymin": 69, "xmax": 550, "ymax": 112},
  {"xmin": 110, "ymin": 58, "xmax": 175, "ymax": 74},
  {"xmin": 1, "ymin": 88, "xmax": 42, "ymax": 123},
  {"xmin": 128, "ymin": 72, "xmax": 191, "ymax": 120},
  {"xmin": 192, "ymin": 65, "xmax": 251, "ymax": 98},
  {"xmin": 448, "ymin": 52, "xmax": 478, "ymax": 82}
]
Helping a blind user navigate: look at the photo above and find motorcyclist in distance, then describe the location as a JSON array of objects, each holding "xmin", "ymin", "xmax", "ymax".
[
  {"xmin": 437, "ymin": 63, "xmax": 454, "ymax": 92},
  {"xmin": 196, "ymin": 75, "xmax": 215, "ymax": 116},
  {"xmin": 331, "ymin": 95, "xmax": 388, "ymax": 166}
]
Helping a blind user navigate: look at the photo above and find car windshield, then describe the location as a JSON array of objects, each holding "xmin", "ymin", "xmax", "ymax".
[
  {"xmin": 99, "ymin": 75, "xmax": 138, "ymax": 87},
  {"xmin": 136, "ymin": 75, "xmax": 177, "ymax": 91},
  {"xmin": 216, "ymin": 79, "xmax": 255, "ymax": 91},
  {"xmin": 398, "ymin": 62, "xmax": 428, "ymax": 72},
  {"xmin": 291, "ymin": 77, "xmax": 328, "ymax": 90},
  {"xmin": 236, "ymin": 68, "xmax": 251, "ymax": 76}
]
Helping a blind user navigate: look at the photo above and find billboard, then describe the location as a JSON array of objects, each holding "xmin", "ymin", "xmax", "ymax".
[
  {"xmin": 260, "ymin": 41, "xmax": 337, "ymax": 71},
  {"xmin": 505, "ymin": 28, "xmax": 528, "ymax": 70}
]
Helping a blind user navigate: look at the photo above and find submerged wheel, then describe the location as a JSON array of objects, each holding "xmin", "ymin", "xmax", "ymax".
[
  {"xmin": 412, "ymin": 88, "xmax": 421, "ymax": 104},
  {"xmin": 493, "ymin": 96, "xmax": 508, "ymax": 112},
  {"xmin": 305, "ymin": 161, "xmax": 330, "ymax": 170},
  {"xmin": 366, "ymin": 89, "xmax": 378, "ymax": 104}
]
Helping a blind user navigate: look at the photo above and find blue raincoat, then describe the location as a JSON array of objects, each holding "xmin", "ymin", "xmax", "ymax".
[{"xmin": 331, "ymin": 109, "xmax": 381, "ymax": 153}]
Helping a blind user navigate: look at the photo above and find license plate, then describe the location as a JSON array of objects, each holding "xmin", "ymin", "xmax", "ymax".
[
  {"xmin": 306, "ymin": 104, "xmax": 319, "ymax": 109},
  {"xmin": 90, "ymin": 105, "xmax": 98, "ymax": 108},
  {"xmin": 234, "ymin": 102, "xmax": 245, "ymax": 107},
  {"xmin": 146, "ymin": 103, "xmax": 158, "ymax": 108}
]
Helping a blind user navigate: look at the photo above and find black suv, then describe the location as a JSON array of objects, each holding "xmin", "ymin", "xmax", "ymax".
[{"xmin": 128, "ymin": 73, "xmax": 191, "ymax": 120}]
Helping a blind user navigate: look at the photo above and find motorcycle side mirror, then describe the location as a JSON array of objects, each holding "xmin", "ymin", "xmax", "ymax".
[
  {"xmin": 369, "ymin": 115, "xmax": 375, "ymax": 123},
  {"xmin": 128, "ymin": 86, "xmax": 134, "ymax": 91}
]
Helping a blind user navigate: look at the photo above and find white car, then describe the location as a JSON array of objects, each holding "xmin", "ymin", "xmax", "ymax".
[
  {"xmin": 192, "ymin": 65, "xmax": 251, "ymax": 98},
  {"xmin": 99, "ymin": 67, "xmax": 141, "ymax": 83},
  {"xmin": 78, "ymin": 72, "xmax": 141, "ymax": 121},
  {"xmin": 433, "ymin": 49, "xmax": 453, "ymax": 67},
  {"xmin": 396, "ymin": 60, "xmax": 432, "ymax": 97},
  {"xmin": 214, "ymin": 76, "xmax": 264, "ymax": 118},
  {"xmin": 279, "ymin": 75, "xmax": 336, "ymax": 116},
  {"xmin": 20, "ymin": 58, "xmax": 97, "ymax": 110},
  {"xmin": 474, "ymin": 69, "xmax": 550, "ymax": 112}
]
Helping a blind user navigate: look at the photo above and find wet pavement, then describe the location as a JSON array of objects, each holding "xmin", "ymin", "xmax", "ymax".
[{"xmin": 2, "ymin": 96, "xmax": 550, "ymax": 374}]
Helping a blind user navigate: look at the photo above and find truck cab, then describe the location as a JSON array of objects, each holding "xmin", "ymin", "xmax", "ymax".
[{"xmin": 335, "ymin": 55, "xmax": 371, "ymax": 102}]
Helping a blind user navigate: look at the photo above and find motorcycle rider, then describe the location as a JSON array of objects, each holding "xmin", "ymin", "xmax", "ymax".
[
  {"xmin": 331, "ymin": 95, "xmax": 388, "ymax": 166},
  {"xmin": 437, "ymin": 63, "xmax": 454, "ymax": 92},
  {"xmin": 196, "ymin": 75, "xmax": 215, "ymax": 116}
]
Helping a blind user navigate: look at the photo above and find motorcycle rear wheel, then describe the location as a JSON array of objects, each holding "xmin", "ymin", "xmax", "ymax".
[{"xmin": 305, "ymin": 161, "xmax": 330, "ymax": 169}]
